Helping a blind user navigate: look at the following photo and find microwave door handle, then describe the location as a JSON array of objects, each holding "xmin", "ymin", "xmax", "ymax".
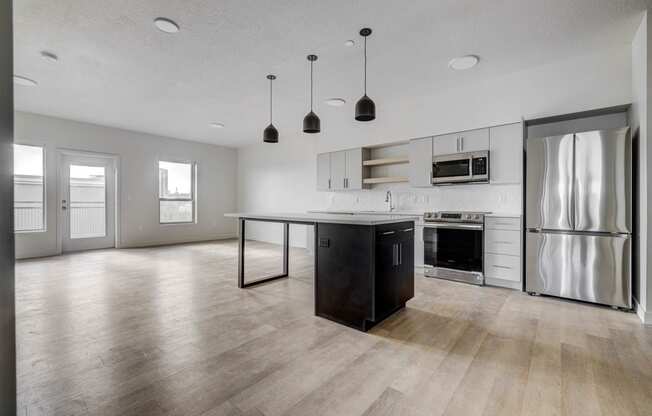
[{"xmin": 468, "ymin": 156, "xmax": 473, "ymax": 178}]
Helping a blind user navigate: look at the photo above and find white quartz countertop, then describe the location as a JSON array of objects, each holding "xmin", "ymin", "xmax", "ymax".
[
  {"xmin": 485, "ymin": 213, "xmax": 522, "ymax": 218},
  {"xmin": 225, "ymin": 212, "xmax": 419, "ymax": 225},
  {"xmin": 307, "ymin": 209, "xmax": 424, "ymax": 217}
]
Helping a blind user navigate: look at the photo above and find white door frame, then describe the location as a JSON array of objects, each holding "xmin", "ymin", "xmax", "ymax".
[{"xmin": 56, "ymin": 149, "xmax": 121, "ymax": 254}]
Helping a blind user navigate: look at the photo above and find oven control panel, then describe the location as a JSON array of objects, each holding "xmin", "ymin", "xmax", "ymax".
[{"xmin": 424, "ymin": 211, "xmax": 486, "ymax": 224}]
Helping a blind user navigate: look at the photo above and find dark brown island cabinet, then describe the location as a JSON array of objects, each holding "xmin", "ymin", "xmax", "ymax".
[
  {"xmin": 226, "ymin": 213, "xmax": 417, "ymax": 332},
  {"xmin": 315, "ymin": 221, "xmax": 415, "ymax": 331}
]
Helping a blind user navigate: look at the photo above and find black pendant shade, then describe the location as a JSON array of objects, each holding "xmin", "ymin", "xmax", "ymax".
[
  {"xmin": 263, "ymin": 74, "xmax": 279, "ymax": 143},
  {"xmin": 303, "ymin": 54, "xmax": 320, "ymax": 133},
  {"xmin": 355, "ymin": 95, "xmax": 375, "ymax": 122},
  {"xmin": 263, "ymin": 124, "xmax": 278, "ymax": 143},
  {"xmin": 355, "ymin": 28, "xmax": 375, "ymax": 122},
  {"xmin": 303, "ymin": 111, "xmax": 320, "ymax": 133}
]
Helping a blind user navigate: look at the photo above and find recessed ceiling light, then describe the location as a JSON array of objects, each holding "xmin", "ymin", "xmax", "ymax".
[
  {"xmin": 41, "ymin": 51, "xmax": 58, "ymax": 63},
  {"xmin": 325, "ymin": 98, "xmax": 346, "ymax": 107},
  {"xmin": 154, "ymin": 17, "xmax": 180, "ymax": 33},
  {"xmin": 13, "ymin": 76, "xmax": 38, "ymax": 87},
  {"xmin": 344, "ymin": 40, "xmax": 355, "ymax": 47},
  {"xmin": 210, "ymin": 122, "xmax": 225, "ymax": 128},
  {"xmin": 448, "ymin": 55, "xmax": 479, "ymax": 71}
]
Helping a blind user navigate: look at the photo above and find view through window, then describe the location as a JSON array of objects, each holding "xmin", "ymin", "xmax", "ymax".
[
  {"xmin": 14, "ymin": 144, "xmax": 45, "ymax": 232},
  {"xmin": 69, "ymin": 165, "xmax": 106, "ymax": 239},
  {"xmin": 159, "ymin": 160, "xmax": 195, "ymax": 223}
]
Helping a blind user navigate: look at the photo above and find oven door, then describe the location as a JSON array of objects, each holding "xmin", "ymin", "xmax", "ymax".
[
  {"xmin": 432, "ymin": 156, "xmax": 472, "ymax": 184},
  {"xmin": 423, "ymin": 223, "xmax": 484, "ymax": 284}
]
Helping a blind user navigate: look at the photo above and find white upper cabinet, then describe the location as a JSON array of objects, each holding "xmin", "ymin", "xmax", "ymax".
[
  {"xmin": 409, "ymin": 137, "xmax": 433, "ymax": 187},
  {"xmin": 345, "ymin": 148, "xmax": 364, "ymax": 190},
  {"xmin": 316, "ymin": 148, "xmax": 366, "ymax": 191},
  {"xmin": 432, "ymin": 132, "xmax": 459, "ymax": 156},
  {"xmin": 458, "ymin": 128, "xmax": 489, "ymax": 152},
  {"xmin": 489, "ymin": 123, "xmax": 523, "ymax": 184},
  {"xmin": 433, "ymin": 128, "xmax": 489, "ymax": 155},
  {"xmin": 330, "ymin": 150, "xmax": 347, "ymax": 191},
  {"xmin": 316, "ymin": 153, "xmax": 331, "ymax": 191}
]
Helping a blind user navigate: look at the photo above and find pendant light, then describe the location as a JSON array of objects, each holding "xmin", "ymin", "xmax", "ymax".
[
  {"xmin": 263, "ymin": 74, "xmax": 279, "ymax": 143},
  {"xmin": 355, "ymin": 28, "xmax": 375, "ymax": 122},
  {"xmin": 303, "ymin": 54, "xmax": 320, "ymax": 134}
]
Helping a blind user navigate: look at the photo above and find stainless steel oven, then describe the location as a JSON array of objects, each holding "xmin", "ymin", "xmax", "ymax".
[
  {"xmin": 423, "ymin": 211, "xmax": 485, "ymax": 285},
  {"xmin": 432, "ymin": 150, "xmax": 489, "ymax": 185}
]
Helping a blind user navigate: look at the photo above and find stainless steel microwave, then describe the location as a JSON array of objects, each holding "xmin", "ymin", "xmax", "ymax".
[{"xmin": 432, "ymin": 150, "xmax": 489, "ymax": 185}]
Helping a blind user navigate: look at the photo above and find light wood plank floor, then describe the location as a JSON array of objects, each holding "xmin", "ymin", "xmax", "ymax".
[{"xmin": 16, "ymin": 239, "xmax": 652, "ymax": 416}]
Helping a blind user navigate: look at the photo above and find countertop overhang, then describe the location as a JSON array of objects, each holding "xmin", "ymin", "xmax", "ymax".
[{"xmin": 225, "ymin": 212, "xmax": 419, "ymax": 226}]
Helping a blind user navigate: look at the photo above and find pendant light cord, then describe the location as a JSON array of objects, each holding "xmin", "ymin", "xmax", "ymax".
[
  {"xmin": 269, "ymin": 78, "xmax": 273, "ymax": 124},
  {"xmin": 310, "ymin": 61, "xmax": 314, "ymax": 111},
  {"xmin": 363, "ymin": 35, "xmax": 367, "ymax": 95}
]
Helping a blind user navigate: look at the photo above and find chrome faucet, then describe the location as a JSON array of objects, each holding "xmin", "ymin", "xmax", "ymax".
[{"xmin": 385, "ymin": 191, "xmax": 394, "ymax": 212}]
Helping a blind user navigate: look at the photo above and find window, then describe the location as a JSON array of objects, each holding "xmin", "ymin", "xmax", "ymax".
[
  {"xmin": 14, "ymin": 144, "xmax": 45, "ymax": 232},
  {"xmin": 158, "ymin": 160, "xmax": 195, "ymax": 224},
  {"xmin": 69, "ymin": 165, "xmax": 107, "ymax": 239}
]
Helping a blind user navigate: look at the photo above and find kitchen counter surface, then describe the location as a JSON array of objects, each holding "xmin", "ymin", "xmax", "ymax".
[
  {"xmin": 308, "ymin": 209, "xmax": 424, "ymax": 217},
  {"xmin": 225, "ymin": 212, "xmax": 419, "ymax": 225},
  {"xmin": 485, "ymin": 213, "xmax": 522, "ymax": 217}
]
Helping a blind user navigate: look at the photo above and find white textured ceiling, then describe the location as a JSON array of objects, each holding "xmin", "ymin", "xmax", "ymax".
[{"xmin": 13, "ymin": 0, "xmax": 651, "ymax": 147}]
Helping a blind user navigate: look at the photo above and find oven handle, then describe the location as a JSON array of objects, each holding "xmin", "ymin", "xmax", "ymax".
[{"xmin": 423, "ymin": 223, "xmax": 483, "ymax": 230}]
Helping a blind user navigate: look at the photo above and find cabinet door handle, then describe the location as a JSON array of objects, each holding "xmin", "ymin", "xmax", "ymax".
[
  {"xmin": 456, "ymin": 137, "xmax": 460, "ymax": 152},
  {"xmin": 392, "ymin": 244, "xmax": 399, "ymax": 266},
  {"xmin": 328, "ymin": 179, "xmax": 331, "ymax": 189},
  {"xmin": 402, "ymin": 228, "xmax": 414, "ymax": 232},
  {"xmin": 492, "ymin": 265, "xmax": 512, "ymax": 270},
  {"xmin": 460, "ymin": 136, "xmax": 464, "ymax": 151},
  {"xmin": 382, "ymin": 231, "xmax": 396, "ymax": 235},
  {"xmin": 493, "ymin": 222, "xmax": 515, "ymax": 227},
  {"xmin": 399, "ymin": 243, "xmax": 402, "ymax": 265}
]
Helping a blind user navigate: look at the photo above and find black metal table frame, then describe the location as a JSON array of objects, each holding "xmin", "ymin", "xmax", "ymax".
[{"xmin": 237, "ymin": 217, "xmax": 315, "ymax": 288}]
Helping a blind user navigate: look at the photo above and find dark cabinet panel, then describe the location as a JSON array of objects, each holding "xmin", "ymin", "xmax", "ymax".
[
  {"xmin": 316, "ymin": 221, "xmax": 415, "ymax": 331},
  {"xmin": 315, "ymin": 223, "xmax": 373, "ymax": 329},
  {"xmin": 375, "ymin": 229, "xmax": 401, "ymax": 320},
  {"xmin": 398, "ymin": 227, "xmax": 415, "ymax": 305}
]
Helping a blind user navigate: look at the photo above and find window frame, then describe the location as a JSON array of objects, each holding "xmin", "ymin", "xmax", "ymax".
[
  {"xmin": 13, "ymin": 143, "xmax": 47, "ymax": 233},
  {"xmin": 157, "ymin": 159, "xmax": 197, "ymax": 225}
]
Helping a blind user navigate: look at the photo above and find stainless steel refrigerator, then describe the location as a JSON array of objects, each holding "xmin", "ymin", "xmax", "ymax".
[{"xmin": 525, "ymin": 127, "xmax": 632, "ymax": 309}]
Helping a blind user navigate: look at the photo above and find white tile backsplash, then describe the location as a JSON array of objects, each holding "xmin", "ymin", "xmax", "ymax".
[{"xmin": 325, "ymin": 182, "xmax": 522, "ymax": 214}]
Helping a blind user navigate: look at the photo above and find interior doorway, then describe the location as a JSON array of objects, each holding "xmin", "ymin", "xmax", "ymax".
[{"xmin": 58, "ymin": 151, "xmax": 118, "ymax": 252}]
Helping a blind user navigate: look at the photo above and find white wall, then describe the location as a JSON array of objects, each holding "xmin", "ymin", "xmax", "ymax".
[
  {"xmin": 15, "ymin": 112, "xmax": 238, "ymax": 259},
  {"xmin": 631, "ymin": 11, "xmax": 652, "ymax": 324},
  {"xmin": 237, "ymin": 45, "xmax": 632, "ymax": 248}
]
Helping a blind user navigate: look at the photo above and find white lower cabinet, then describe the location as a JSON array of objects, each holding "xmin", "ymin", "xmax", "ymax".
[
  {"xmin": 484, "ymin": 216, "xmax": 522, "ymax": 290},
  {"xmin": 485, "ymin": 254, "xmax": 520, "ymax": 282}
]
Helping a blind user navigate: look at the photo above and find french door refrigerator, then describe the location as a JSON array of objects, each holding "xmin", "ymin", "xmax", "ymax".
[{"xmin": 525, "ymin": 127, "xmax": 632, "ymax": 309}]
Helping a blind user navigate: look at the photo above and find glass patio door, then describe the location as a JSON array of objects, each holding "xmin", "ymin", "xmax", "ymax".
[{"xmin": 60, "ymin": 154, "xmax": 116, "ymax": 252}]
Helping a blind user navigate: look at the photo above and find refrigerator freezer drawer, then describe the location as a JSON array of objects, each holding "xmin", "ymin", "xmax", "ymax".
[{"xmin": 526, "ymin": 232, "xmax": 631, "ymax": 308}]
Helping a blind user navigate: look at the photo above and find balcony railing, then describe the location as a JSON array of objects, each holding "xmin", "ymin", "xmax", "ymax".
[
  {"xmin": 14, "ymin": 202, "xmax": 44, "ymax": 232},
  {"xmin": 70, "ymin": 202, "xmax": 106, "ymax": 238},
  {"xmin": 15, "ymin": 201, "xmax": 107, "ymax": 238}
]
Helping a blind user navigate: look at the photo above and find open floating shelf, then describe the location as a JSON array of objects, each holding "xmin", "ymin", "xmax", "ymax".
[
  {"xmin": 362, "ymin": 157, "xmax": 409, "ymax": 167},
  {"xmin": 362, "ymin": 176, "xmax": 409, "ymax": 185}
]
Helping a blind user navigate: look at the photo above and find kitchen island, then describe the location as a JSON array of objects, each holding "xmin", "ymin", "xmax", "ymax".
[{"xmin": 225, "ymin": 212, "xmax": 417, "ymax": 331}]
